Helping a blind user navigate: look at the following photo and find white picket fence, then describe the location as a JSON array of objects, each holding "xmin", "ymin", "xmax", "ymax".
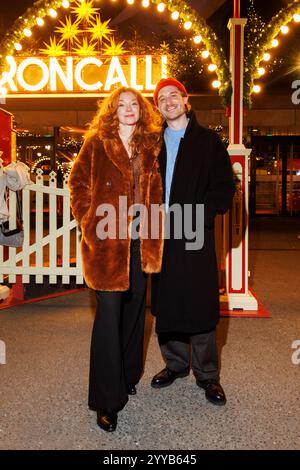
[{"xmin": 0, "ymin": 165, "xmax": 84, "ymax": 285}]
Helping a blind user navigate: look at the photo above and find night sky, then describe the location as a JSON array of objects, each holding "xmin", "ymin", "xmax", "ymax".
[
  {"xmin": 0, "ymin": 1, "xmax": 291, "ymax": 26},
  {"xmin": 0, "ymin": 0, "xmax": 292, "ymax": 31}
]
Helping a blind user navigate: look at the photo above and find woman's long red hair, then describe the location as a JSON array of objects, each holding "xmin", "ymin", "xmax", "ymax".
[{"xmin": 85, "ymin": 87, "xmax": 162, "ymax": 154}]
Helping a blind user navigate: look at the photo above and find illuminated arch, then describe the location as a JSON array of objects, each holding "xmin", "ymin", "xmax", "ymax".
[
  {"xmin": 0, "ymin": 0, "xmax": 231, "ymax": 105},
  {"xmin": 245, "ymin": 0, "xmax": 300, "ymax": 106}
]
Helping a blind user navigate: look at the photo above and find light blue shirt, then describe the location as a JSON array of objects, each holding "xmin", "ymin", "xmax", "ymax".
[{"xmin": 164, "ymin": 126, "xmax": 186, "ymax": 210}]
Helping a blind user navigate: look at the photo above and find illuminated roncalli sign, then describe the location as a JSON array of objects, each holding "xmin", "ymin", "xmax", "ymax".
[{"xmin": 0, "ymin": 55, "xmax": 168, "ymax": 98}]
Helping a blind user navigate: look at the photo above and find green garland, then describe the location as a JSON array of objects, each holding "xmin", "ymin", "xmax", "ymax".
[
  {"xmin": 0, "ymin": 0, "xmax": 231, "ymax": 107},
  {"xmin": 151, "ymin": 0, "xmax": 231, "ymax": 106},
  {"xmin": 245, "ymin": 0, "xmax": 300, "ymax": 107},
  {"xmin": 0, "ymin": 0, "xmax": 64, "ymax": 66}
]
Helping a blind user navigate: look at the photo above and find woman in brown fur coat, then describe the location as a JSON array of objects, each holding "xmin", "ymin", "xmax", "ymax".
[{"xmin": 68, "ymin": 87, "xmax": 164, "ymax": 432}]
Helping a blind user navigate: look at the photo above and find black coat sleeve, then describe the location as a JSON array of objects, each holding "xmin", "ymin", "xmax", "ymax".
[{"xmin": 203, "ymin": 132, "xmax": 236, "ymax": 228}]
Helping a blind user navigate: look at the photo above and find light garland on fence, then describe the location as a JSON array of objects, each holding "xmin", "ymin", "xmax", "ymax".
[
  {"xmin": 31, "ymin": 155, "xmax": 66, "ymax": 173},
  {"xmin": 245, "ymin": 0, "xmax": 300, "ymax": 107},
  {"xmin": 0, "ymin": 0, "xmax": 231, "ymax": 105}
]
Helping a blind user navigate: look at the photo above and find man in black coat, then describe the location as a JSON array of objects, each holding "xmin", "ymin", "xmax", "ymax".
[{"xmin": 151, "ymin": 78, "xmax": 235, "ymax": 406}]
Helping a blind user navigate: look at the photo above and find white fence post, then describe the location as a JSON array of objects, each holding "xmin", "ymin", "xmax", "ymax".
[
  {"xmin": 62, "ymin": 172, "xmax": 71, "ymax": 284},
  {"xmin": 35, "ymin": 168, "xmax": 44, "ymax": 284},
  {"xmin": 49, "ymin": 171, "xmax": 57, "ymax": 284}
]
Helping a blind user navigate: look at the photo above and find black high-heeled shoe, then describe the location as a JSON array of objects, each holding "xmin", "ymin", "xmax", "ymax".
[{"xmin": 97, "ymin": 411, "xmax": 118, "ymax": 432}]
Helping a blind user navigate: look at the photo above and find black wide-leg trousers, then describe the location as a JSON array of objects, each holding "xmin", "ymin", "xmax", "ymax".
[{"xmin": 88, "ymin": 239, "xmax": 147, "ymax": 413}]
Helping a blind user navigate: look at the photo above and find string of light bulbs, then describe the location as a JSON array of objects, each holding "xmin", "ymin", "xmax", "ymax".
[{"xmin": 0, "ymin": 0, "xmax": 230, "ymax": 103}]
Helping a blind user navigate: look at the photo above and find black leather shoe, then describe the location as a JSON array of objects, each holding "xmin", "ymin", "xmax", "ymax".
[
  {"xmin": 97, "ymin": 412, "xmax": 118, "ymax": 432},
  {"xmin": 126, "ymin": 384, "xmax": 137, "ymax": 395},
  {"xmin": 196, "ymin": 379, "xmax": 227, "ymax": 406},
  {"xmin": 151, "ymin": 367, "xmax": 189, "ymax": 389}
]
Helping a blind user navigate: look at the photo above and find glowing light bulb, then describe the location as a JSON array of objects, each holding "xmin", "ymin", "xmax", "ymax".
[
  {"xmin": 142, "ymin": 0, "xmax": 150, "ymax": 7},
  {"xmin": 258, "ymin": 67, "xmax": 265, "ymax": 76},
  {"xmin": 293, "ymin": 14, "xmax": 300, "ymax": 22},
  {"xmin": 253, "ymin": 84, "xmax": 261, "ymax": 93},
  {"xmin": 36, "ymin": 17, "xmax": 44, "ymax": 26},
  {"xmin": 49, "ymin": 8, "xmax": 57, "ymax": 18},
  {"xmin": 271, "ymin": 39, "xmax": 279, "ymax": 47},
  {"xmin": 14, "ymin": 43, "xmax": 22, "ymax": 51},
  {"xmin": 201, "ymin": 50, "xmax": 210, "ymax": 59},
  {"xmin": 157, "ymin": 3, "xmax": 165, "ymax": 12},
  {"xmin": 23, "ymin": 28, "xmax": 32, "ymax": 37},
  {"xmin": 184, "ymin": 21, "xmax": 192, "ymax": 30},
  {"xmin": 127, "ymin": 0, "xmax": 134, "ymax": 4},
  {"xmin": 171, "ymin": 11, "xmax": 179, "ymax": 20},
  {"xmin": 62, "ymin": 0, "xmax": 70, "ymax": 7},
  {"xmin": 212, "ymin": 80, "xmax": 221, "ymax": 89},
  {"xmin": 280, "ymin": 25, "xmax": 289, "ymax": 34},
  {"xmin": 193, "ymin": 35, "xmax": 202, "ymax": 44},
  {"xmin": 208, "ymin": 64, "xmax": 217, "ymax": 72},
  {"xmin": 263, "ymin": 52, "xmax": 271, "ymax": 61}
]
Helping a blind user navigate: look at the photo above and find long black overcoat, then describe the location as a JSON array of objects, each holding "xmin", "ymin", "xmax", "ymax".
[{"xmin": 151, "ymin": 112, "xmax": 236, "ymax": 334}]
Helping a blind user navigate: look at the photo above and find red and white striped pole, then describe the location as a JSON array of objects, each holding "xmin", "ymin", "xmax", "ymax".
[
  {"xmin": 224, "ymin": 0, "xmax": 258, "ymax": 310},
  {"xmin": 229, "ymin": 0, "xmax": 245, "ymax": 146}
]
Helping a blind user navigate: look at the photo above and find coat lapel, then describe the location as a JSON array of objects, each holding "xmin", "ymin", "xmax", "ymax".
[
  {"xmin": 140, "ymin": 143, "xmax": 161, "ymax": 176},
  {"xmin": 102, "ymin": 137, "xmax": 133, "ymax": 182}
]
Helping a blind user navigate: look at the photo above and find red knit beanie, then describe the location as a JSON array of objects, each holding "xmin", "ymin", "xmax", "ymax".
[{"xmin": 153, "ymin": 78, "xmax": 188, "ymax": 105}]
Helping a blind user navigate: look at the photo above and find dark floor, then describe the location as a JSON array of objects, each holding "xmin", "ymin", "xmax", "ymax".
[{"xmin": 0, "ymin": 217, "xmax": 299, "ymax": 450}]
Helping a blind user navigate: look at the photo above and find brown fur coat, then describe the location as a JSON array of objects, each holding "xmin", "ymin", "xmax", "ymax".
[{"xmin": 68, "ymin": 134, "xmax": 164, "ymax": 291}]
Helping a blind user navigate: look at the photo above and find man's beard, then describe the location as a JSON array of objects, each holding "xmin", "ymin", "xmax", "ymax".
[{"xmin": 164, "ymin": 107, "xmax": 186, "ymax": 121}]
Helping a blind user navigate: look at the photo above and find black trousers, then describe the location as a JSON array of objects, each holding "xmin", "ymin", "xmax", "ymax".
[
  {"xmin": 158, "ymin": 330, "xmax": 219, "ymax": 382},
  {"xmin": 88, "ymin": 239, "xmax": 147, "ymax": 413}
]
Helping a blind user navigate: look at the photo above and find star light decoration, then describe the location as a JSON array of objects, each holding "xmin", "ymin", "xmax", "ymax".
[
  {"xmin": 71, "ymin": 0, "xmax": 100, "ymax": 23},
  {"xmin": 40, "ymin": 0, "xmax": 122, "ymax": 57},
  {"xmin": 55, "ymin": 16, "xmax": 81, "ymax": 44},
  {"xmin": 73, "ymin": 37, "xmax": 97, "ymax": 56},
  {"xmin": 88, "ymin": 17, "xmax": 114, "ymax": 44},
  {"xmin": 40, "ymin": 37, "xmax": 66, "ymax": 56},
  {"xmin": 103, "ymin": 38, "xmax": 128, "ymax": 56}
]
